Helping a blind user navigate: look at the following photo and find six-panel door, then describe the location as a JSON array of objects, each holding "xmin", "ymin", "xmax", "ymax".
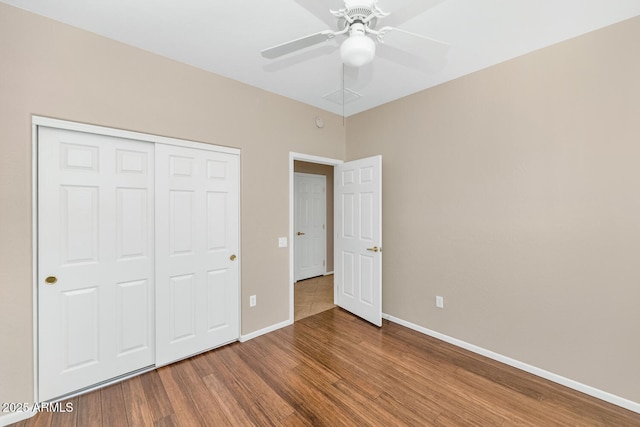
[
  {"xmin": 294, "ymin": 173, "xmax": 327, "ymax": 281},
  {"xmin": 334, "ymin": 156, "xmax": 382, "ymax": 327},
  {"xmin": 154, "ymin": 144, "xmax": 239, "ymax": 366},
  {"xmin": 38, "ymin": 128, "xmax": 155, "ymax": 401}
]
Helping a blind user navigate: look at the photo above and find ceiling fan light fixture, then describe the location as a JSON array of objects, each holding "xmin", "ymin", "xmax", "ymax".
[{"xmin": 340, "ymin": 33, "xmax": 376, "ymax": 67}]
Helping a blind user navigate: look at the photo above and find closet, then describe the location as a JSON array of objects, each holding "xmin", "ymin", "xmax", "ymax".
[{"xmin": 36, "ymin": 122, "xmax": 239, "ymax": 401}]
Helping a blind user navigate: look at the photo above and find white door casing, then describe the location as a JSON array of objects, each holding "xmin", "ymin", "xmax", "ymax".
[
  {"xmin": 334, "ymin": 155, "xmax": 382, "ymax": 327},
  {"xmin": 38, "ymin": 127, "xmax": 155, "ymax": 401},
  {"xmin": 294, "ymin": 173, "xmax": 326, "ymax": 281},
  {"xmin": 155, "ymin": 144, "xmax": 240, "ymax": 366}
]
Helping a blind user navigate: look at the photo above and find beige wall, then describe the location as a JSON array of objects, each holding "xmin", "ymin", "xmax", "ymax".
[
  {"xmin": 294, "ymin": 161, "xmax": 335, "ymax": 272},
  {"xmin": 347, "ymin": 16, "xmax": 640, "ymax": 403},
  {"xmin": 0, "ymin": 3, "xmax": 345, "ymax": 416}
]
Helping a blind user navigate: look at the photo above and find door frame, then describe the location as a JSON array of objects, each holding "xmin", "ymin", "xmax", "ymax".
[
  {"xmin": 288, "ymin": 152, "xmax": 343, "ymax": 323},
  {"xmin": 31, "ymin": 116, "xmax": 240, "ymax": 404}
]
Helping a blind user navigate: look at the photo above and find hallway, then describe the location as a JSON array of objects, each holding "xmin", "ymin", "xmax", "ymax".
[{"xmin": 294, "ymin": 274, "xmax": 335, "ymax": 321}]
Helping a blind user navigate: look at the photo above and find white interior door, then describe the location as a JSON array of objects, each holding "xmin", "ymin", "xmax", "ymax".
[
  {"xmin": 155, "ymin": 144, "xmax": 239, "ymax": 366},
  {"xmin": 38, "ymin": 127, "xmax": 155, "ymax": 401},
  {"xmin": 334, "ymin": 155, "xmax": 382, "ymax": 327},
  {"xmin": 294, "ymin": 173, "xmax": 326, "ymax": 281}
]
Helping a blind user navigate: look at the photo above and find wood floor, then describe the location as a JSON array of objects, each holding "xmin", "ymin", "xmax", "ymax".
[{"xmin": 13, "ymin": 308, "xmax": 640, "ymax": 426}]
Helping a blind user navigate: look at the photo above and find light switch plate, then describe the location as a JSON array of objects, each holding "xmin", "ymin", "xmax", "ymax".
[{"xmin": 278, "ymin": 237, "xmax": 288, "ymax": 248}]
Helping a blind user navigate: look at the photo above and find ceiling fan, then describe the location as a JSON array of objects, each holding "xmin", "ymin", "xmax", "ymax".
[{"xmin": 261, "ymin": 0, "xmax": 448, "ymax": 68}]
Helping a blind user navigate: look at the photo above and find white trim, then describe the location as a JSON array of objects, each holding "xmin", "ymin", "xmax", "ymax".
[
  {"xmin": 382, "ymin": 313, "xmax": 640, "ymax": 414},
  {"xmin": 31, "ymin": 123, "xmax": 39, "ymax": 406},
  {"xmin": 324, "ymin": 271, "xmax": 334, "ymax": 276},
  {"xmin": 47, "ymin": 365, "xmax": 156, "ymax": 402},
  {"xmin": 0, "ymin": 410, "xmax": 35, "ymax": 427},
  {"xmin": 239, "ymin": 319, "xmax": 292, "ymax": 342},
  {"xmin": 32, "ymin": 116, "xmax": 240, "ymax": 155},
  {"xmin": 289, "ymin": 152, "xmax": 343, "ymax": 323},
  {"xmin": 289, "ymin": 152, "xmax": 344, "ymax": 167}
]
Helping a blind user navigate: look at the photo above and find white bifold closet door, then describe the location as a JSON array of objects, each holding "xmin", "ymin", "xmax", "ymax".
[
  {"xmin": 38, "ymin": 128, "xmax": 156, "ymax": 401},
  {"xmin": 154, "ymin": 144, "xmax": 239, "ymax": 366},
  {"xmin": 38, "ymin": 125, "xmax": 239, "ymax": 401}
]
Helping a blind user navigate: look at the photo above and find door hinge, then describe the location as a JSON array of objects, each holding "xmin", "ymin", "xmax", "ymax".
[{"xmin": 323, "ymin": 260, "xmax": 326, "ymax": 266}]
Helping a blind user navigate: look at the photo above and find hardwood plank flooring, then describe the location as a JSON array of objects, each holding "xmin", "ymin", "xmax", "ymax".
[{"xmin": 11, "ymin": 308, "xmax": 640, "ymax": 426}]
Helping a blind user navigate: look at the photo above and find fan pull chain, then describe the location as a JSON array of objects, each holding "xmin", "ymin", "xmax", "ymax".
[{"xmin": 342, "ymin": 63, "xmax": 345, "ymax": 126}]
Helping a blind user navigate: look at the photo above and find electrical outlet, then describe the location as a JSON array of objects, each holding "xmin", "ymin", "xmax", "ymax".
[
  {"xmin": 250, "ymin": 295, "xmax": 256, "ymax": 307},
  {"xmin": 278, "ymin": 237, "xmax": 288, "ymax": 248},
  {"xmin": 436, "ymin": 296, "xmax": 444, "ymax": 308}
]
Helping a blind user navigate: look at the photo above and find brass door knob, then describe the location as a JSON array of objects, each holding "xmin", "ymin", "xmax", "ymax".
[
  {"xmin": 297, "ymin": 232, "xmax": 305, "ymax": 236},
  {"xmin": 366, "ymin": 246, "xmax": 380, "ymax": 253},
  {"xmin": 230, "ymin": 254, "xmax": 237, "ymax": 261},
  {"xmin": 44, "ymin": 276, "xmax": 58, "ymax": 285}
]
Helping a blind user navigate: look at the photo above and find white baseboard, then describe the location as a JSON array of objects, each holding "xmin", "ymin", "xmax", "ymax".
[
  {"xmin": 324, "ymin": 271, "xmax": 334, "ymax": 276},
  {"xmin": 0, "ymin": 410, "xmax": 35, "ymax": 427},
  {"xmin": 382, "ymin": 313, "xmax": 640, "ymax": 415},
  {"xmin": 239, "ymin": 318, "xmax": 292, "ymax": 342}
]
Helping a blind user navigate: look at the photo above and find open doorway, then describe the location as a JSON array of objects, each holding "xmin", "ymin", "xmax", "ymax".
[
  {"xmin": 290, "ymin": 152, "xmax": 383, "ymax": 326},
  {"xmin": 289, "ymin": 153, "xmax": 343, "ymax": 322},
  {"xmin": 293, "ymin": 162, "xmax": 334, "ymax": 321}
]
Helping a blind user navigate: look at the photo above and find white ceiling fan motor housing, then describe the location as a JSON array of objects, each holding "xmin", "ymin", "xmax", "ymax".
[
  {"xmin": 337, "ymin": 3, "xmax": 380, "ymax": 31},
  {"xmin": 340, "ymin": 22, "xmax": 376, "ymax": 67}
]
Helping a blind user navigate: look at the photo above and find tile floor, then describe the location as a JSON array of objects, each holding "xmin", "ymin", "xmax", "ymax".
[{"xmin": 294, "ymin": 274, "xmax": 335, "ymax": 321}]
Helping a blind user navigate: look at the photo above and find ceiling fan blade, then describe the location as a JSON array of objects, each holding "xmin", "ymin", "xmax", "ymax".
[
  {"xmin": 378, "ymin": 0, "xmax": 447, "ymax": 27},
  {"xmin": 261, "ymin": 31, "xmax": 336, "ymax": 59},
  {"xmin": 294, "ymin": 0, "xmax": 344, "ymax": 28},
  {"xmin": 263, "ymin": 44, "xmax": 339, "ymax": 73},
  {"xmin": 379, "ymin": 27, "xmax": 448, "ymax": 47},
  {"xmin": 377, "ymin": 26, "xmax": 449, "ymax": 61}
]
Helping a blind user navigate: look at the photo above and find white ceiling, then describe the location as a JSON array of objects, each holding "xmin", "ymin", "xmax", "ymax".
[{"xmin": 4, "ymin": 0, "xmax": 640, "ymax": 116}]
